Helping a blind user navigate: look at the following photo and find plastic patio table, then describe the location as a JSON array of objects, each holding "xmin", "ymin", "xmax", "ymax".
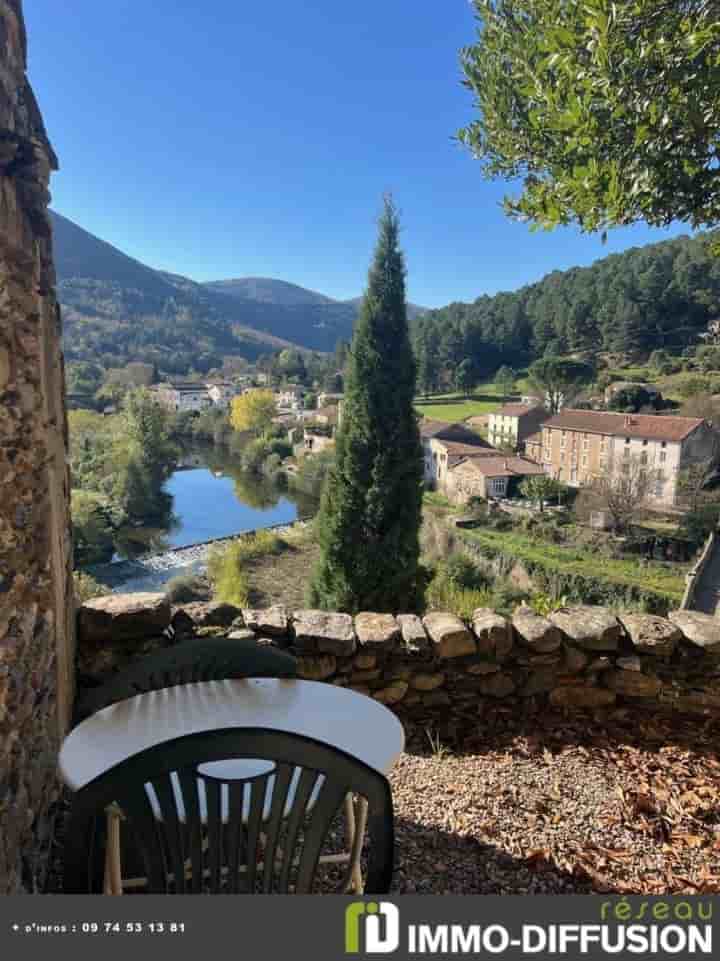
[{"xmin": 59, "ymin": 678, "xmax": 405, "ymax": 894}]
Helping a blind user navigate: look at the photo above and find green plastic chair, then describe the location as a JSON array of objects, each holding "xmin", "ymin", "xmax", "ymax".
[
  {"xmin": 75, "ymin": 636, "xmax": 297, "ymax": 722},
  {"xmin": 62, "ymin": 727, "xmax": 395, "ymax": 894},
  {"xmin": 72, "ymin": 635, "xmax": 299, "ymax": 890}
]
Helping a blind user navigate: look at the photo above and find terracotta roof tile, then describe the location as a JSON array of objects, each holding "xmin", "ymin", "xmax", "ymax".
[
  {"xmin": 453, "ymin": 456, "xmax": 546, "ymax": 478},
  {"xmin": 420, "ymin": 419, "xmax": 494, "ymax": 448},
  {"xmin": 493, "ymin": 403, "xmax": 544, "ymax": 417},
  {"xmin": 541, "ymin": 409, "xmax": 704, "ymax": 442}
]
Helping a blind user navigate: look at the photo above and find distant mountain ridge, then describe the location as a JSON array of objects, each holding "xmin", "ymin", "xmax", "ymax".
[
  {"xmin": 51, "ymin": 211, "xmax": 427, "ymax": 374},
  {"xmin": 205, "ymin": 277, "xmax": 338, "ymax": 307}
]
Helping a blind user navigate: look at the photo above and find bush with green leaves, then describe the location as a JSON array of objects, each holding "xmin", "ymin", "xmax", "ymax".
[
  {"xmin": 291, "ymin": 448, "xmax": 335, "ymax": 496},
  {"xmin": 206, "ymin": 543, "xmax": 250, "ymax": 607},
  {"xmin": 165, "ymin": 574, "xmax": 210, "ymax": 604},
  {"xmin": 443, "ymin": 554, "xmax": 489, "ymax": 591},
  {"xmin": 73, "ymin": 571, "xmax": 110, "ymax": 604},
  {"xmin": 680, "ymin": 502, "xmax": 720, "ymax": 550}
]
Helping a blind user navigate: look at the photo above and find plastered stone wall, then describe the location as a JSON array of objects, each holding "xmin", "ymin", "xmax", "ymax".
[{"xmin": 0, "ymin": 0, "xmax": 73, "ymax": 892}]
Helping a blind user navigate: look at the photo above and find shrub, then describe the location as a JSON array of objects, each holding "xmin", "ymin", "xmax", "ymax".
[
  {"xmin": 206, "ymin": 543, "xmax": 250, "ymax": 607},
  {"xmin": 680, "ymin": 502, "xmax": 720, "ymax": 548},
  {"xmin": 73, "ymin": 571, "xmax": 109, "ymax": 604},
  {"xmin": 291, "ymin": 449, "xmax": 335, "ymax": 495},
  {"xmin": 165, "ymin": 574, "xmax": 210, "ymax": 604},
  {"xmin": 443, "ymin": 554, "xmax": 489, "ymax": 591},
  {"xmin": 425, "ymin": 574, "xmax": 492, "ymax": 620},
  {"xmin": 525, "ymin": 591, "xmax": 569, "ymax": 617}
]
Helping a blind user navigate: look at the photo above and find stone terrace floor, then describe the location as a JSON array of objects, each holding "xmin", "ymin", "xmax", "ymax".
[{"xmin": 388, "ymin": 707, "xmax": 720, "ymax": 894}]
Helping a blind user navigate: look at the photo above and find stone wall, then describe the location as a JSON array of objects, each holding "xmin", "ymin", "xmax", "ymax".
[
  {"xmin": 0, "ymin": 0, "xmax": 73, "ymax": 892},
  {"xmin": 77, "ymin": 598, "xmax": 720, "ymax": 747}
]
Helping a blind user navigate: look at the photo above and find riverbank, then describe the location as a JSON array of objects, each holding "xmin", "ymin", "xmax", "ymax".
[{"xmin": 86, "ymin": 521, "xmax": 307, "ymax": 594}]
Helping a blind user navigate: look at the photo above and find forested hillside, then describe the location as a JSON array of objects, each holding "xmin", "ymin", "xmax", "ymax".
[
  {"xmin": 413, "ymin": 232, "xmax": 720, "ymax": 389},
  {"xmin": 53, "ymin": 212, "xmax": 426, "ymax": 375}
]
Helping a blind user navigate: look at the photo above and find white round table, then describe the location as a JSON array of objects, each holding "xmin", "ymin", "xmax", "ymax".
[{"xmin": 59, "ymin": 678, "xmax": 405, "ymax": 894}]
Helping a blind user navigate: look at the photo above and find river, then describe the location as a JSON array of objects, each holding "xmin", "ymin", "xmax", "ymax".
[{"xmin": 86, "ymin": 445, "xmax": 319, "ymax": 593}]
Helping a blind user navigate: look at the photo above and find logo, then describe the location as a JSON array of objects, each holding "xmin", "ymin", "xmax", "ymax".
[{"xmin": 345, "ymin": 902, "xmax": 400, "ymax": 954}]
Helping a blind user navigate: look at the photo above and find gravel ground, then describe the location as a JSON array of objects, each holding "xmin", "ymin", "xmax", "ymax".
[
  {"xmin": 389, "ymin": 708, "xmax": 720, "ymax": 894},
  {"xmin": 48, "ymin": 708, "xmax": 719, "ymax": 895}
]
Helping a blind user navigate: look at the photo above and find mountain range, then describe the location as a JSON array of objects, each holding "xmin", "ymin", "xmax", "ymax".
[{"xmin": 51, "ymin": 211, "xmax": 426, "ymax": 374}]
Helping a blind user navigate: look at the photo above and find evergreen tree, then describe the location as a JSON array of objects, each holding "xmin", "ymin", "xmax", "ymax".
[{"xmin": 309, "ymin": 198, "xmax": 423, "ymax": 613}]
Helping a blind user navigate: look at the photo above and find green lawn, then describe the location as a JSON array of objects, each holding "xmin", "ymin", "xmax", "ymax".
[
  {"xmin": 460, "ymin": 527, "xmax": 687, "ymax": 602},
  {"xmin": 415, "ymin": 396, "xmax": 501, "ymax": 422}
]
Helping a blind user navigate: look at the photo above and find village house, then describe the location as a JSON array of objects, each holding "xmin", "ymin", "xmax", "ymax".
[
  {"xmin": 487, "ymin": 403, "xmax": 546, "ymax": 451},
  {"xmin": 313, "ymin": 405, "xmax": 340, "ymax": 427},
  {"xmin": 151, "ymin": 381, "xmax": 212, "ymax": 413},
  {"xmin": 276, "ymin": 384, "xmax": 305, "ymax": 411},
  {"xmin": 446, "ymin": 453, "xmax": 546, "ymax": 503},
  {"xmin": 205, "ymin": 381, "xmax": 240, "ymax": 409},
  {"xmin": 317, "ymin": 391, "xmax": 344, "ymax": 408},
  {"xmin": 296, "ymin": 426, "xmax": 336, "ymax": 457},
  {"xmin": 534, "ymin": 409, "xmax": 717, "ymax": 507},
  {"xmin": 420, "ymin": 419, "xmax": 496, "ymax": 491}
]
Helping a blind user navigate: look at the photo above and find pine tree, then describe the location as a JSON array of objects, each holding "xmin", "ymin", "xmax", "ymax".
[{"xmin": 309, "ymin": 197, "xmax": 424, "ymax": 613}]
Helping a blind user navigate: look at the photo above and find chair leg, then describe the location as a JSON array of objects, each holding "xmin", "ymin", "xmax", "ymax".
[
  {"xmin": 349, "ymin": 798, "xmax": 368, "ymax": 894},
  {"xmin": 104, "ymin": 806, "xmax": 123, "ymax": 896}
]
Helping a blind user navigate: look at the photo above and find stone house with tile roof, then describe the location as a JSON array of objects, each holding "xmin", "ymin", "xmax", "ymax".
[
  {"xmin": 419, "ymin": 419, "xmax": 496, "ymax": 491},
  {"xmin": 535, "ymin": 410, "xmax": 717, "ymax": 507},
  {"xmin": 446, "ymin": 454, "xmax": 546, "ymax": 504}
]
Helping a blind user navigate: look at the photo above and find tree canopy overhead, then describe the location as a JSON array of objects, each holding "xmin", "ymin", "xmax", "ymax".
[{"xmin": 459, "ymin": 1, "xmax": 720, "ymax": 234}]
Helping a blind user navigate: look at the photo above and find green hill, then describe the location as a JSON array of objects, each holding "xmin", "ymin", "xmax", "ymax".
[
  {"xmin": 52, "ymin": 211, "xmax": 427, "ymax": 374},
  {"xmin": 413, "ymin": 231, "xmax": 720, "ymax": 382}
]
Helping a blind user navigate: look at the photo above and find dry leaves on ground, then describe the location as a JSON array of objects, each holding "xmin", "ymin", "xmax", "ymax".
[{"xmin": 390, "ymin": 709, "xmax": 720, "ymax": 894}]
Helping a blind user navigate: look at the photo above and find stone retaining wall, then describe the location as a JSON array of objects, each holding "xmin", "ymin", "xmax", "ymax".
[
  {"xmin": 0, "ymin": 0, "xmax": 73, "ymax": 893},
  {"xmin": 77, "ymin": 598, "xmax": 720, "ymax": 743}
]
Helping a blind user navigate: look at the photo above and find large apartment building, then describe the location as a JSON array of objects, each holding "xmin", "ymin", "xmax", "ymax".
[{"xmin": 529, "ymin": 410, "xmax": 716, "ymax": 507}]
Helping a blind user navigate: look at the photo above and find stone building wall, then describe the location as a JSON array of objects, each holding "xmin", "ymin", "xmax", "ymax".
[
  {"xmin": 0, "ymin": 0, "xmax": 73, "ymax": 892},
  {"xmin": 76, "ymin": 598, "xmax": 720, "ymax": 747}
]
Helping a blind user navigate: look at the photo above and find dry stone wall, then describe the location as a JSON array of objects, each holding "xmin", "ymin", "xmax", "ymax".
[
  {"xmin": 77, "ymin": 598, "xmax": 720, "ymax": 743},
  {"xmin": 0, "ymin": 0, "xmax": 73, "ymax": 892}
]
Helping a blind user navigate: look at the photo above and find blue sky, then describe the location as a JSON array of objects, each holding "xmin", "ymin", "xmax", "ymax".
[{"xmin": 26, "ymin": 0, "xmax": 688, "ymax": 308}]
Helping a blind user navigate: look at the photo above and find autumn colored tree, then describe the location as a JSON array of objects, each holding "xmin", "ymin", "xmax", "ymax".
[{"xmin": 230, "ymin": 389, "xmax": 276, "ymax": 435}]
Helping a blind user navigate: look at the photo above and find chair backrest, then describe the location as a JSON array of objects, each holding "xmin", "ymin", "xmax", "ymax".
[
  {"xmin": 62, "ymin": 727, "xmax": 395, "ymax": 895},
  {"xmin": 76, "ymin": 637, "xmax": 297, "ymax": 721}
]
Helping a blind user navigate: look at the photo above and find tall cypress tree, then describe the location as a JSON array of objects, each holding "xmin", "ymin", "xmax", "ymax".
[{"xmin": 309, "ymin": 197, "xmax": 424, "ymax": 613}]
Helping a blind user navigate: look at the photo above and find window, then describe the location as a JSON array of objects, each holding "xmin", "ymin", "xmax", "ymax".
[
  {"xmin": 623, "ymin": 447, "xmax": 630, "ymax": 458},
  {"xmin": 560, "ymin": 431, "xmax": 566, "ymax": 449},
  {"xmin": 655, "ymin": 478, "xmax": 664, "ymax": 497},
  {"xmin": 642, "ymin": 439, "xmax": 648, "ymax": 446},
  {"xmin": 661, "ymin": 441, "xmax": 667, "ymax": 449},
  {"xmin": 625, "ymin": 437, "xmax": 631, "ymax": 445},
  {"xmin": 489, "ymin": 478, "xmax": 505, "ymax": 496},
  {"xmin": 640, "ymin": 451, "xmax": 648, "ymax": 465},
  {"xmin": 582, "ymin": 454, "xmax": 588, "ymax": 467},
  {"xmin": 660, "ymin": 451, "xmax": 667, "ymax": 463},
  {"xmin": 583, "ymin": 435, "xmax": 589, "ymax": 450}
]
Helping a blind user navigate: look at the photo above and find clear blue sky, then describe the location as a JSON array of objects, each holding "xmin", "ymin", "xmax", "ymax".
[{"xmin": 26, "ymin": 0, "xmax": 688, "ymax": 308}]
